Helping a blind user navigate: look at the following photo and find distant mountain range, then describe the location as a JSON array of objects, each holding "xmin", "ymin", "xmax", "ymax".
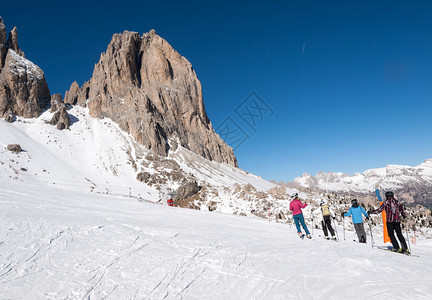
[{"xmin": 277, "ymin": 160, "xmax": 432, "ymax": 209}]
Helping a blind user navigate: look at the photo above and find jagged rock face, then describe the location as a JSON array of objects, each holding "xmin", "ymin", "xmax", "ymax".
[
  {"xmin": 6, "ymin": 27, "xmax": 24, "ymax": 58},
  {"xmin": 50, "ymin": 93, "xmax": 64, "ymax": 112},
  {"xmin": 0, "ymin": 18, "xmax": 7, "ymax": 72},
  {"xmin": 65, "ymin": 30, "xmax": 238, "ymax": 167},
  {"xmin": 0, "ymin": 18, "xmax": 50, "ymax": 118}
]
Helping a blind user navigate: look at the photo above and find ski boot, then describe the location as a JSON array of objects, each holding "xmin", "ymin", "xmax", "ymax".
[
  {"xmin": 298, "ymin": 232, "xmax": 305, "ymax": 239},
  {"xmin": 324, "ymin": 236, "xmax": 330, "ymax": 240},
  {"xmin": 306, "ymin": 234, "xmax": 312, "ymax": 239},
  {"xmin": 331, "ymin": 236, "xmax": 337, "ymax": 240}
]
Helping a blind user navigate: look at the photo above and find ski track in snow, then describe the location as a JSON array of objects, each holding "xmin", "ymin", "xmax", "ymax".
[{"xmin": 0, "ymin": 181, "xmax": 431, "ymax": 299}]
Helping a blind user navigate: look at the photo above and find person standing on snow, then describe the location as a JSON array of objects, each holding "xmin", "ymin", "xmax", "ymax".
[
  {"xmin": 167, "ymin": 198, "xmax": 174, "ymax": 207},
  {"xmin": 289, "ymin": 193, "xmax": 312, "ymax": 239},
  {"xmin": 342, "ymin": 199, "xmax": 369, "ymax": 243},
  {"xmin": 368, "ymin": 191, "xmax": 409, "ymax": 254},
  {"xmin": 315, "ymin": 199, "xmax": 337, "ymax": 240}
]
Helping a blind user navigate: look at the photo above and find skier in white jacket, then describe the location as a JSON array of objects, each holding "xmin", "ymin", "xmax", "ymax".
[{"xmin": 314, "ymin": 199, "xmax": 336, "ymax": 240}]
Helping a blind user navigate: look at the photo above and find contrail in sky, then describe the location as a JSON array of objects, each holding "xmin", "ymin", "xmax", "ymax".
[{"xmin": 302, "ymin": 42, "xmax": 306, "ymax": 56}]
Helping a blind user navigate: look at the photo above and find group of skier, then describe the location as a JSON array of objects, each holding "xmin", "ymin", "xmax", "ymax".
[{"xmin": 289, "ymin": 191, "xmax": 410, "ymax": 254}]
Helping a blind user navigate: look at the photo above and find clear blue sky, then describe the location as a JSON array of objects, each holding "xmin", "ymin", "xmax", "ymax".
[{"xmin": 2, "ymin": 0, "xmax": 432, "ymax": 181}]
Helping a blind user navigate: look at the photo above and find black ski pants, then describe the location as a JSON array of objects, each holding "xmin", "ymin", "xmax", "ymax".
[
  {"xmin": 321, "ymin": 216, "xmax": 335, "ymax": 237},
  {"xmin": 386, "ymin": 221, "xmax": 408, "ymax": 251}
]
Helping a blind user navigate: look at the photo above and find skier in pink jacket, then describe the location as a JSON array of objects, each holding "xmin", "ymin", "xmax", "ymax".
[{"xmin": 289, "ymin": 193, "xmax": 311, "ymax": 239}]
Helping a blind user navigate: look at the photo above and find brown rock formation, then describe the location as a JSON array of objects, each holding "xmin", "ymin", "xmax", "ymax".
[
  {"xmin": 50, "ymin": 93, "xmax": 64, "ymax": 112},
  {"xmin": 174, "ymin": 180, "xmax": 200, "ymax": 201},
  {"xmin": 50, "ymin": 106, "xmax": 71, "ymax": 130},
  {"xmin": 6, "ymin": 27, "xmax": 25, "ymax": 57},
  {"xmin": 0, "ymin": 18, "xmax": 7, "ymax": 72},
  {"xmin": 65, "ymin": 30, "xmax": 237, "ymax": 167},
  {"xmin": 0, "ymin": 18, "xmax": 50, "ymax": 118},
  {"xmin": 7, "ymin": 144, "xmax": 22, "ymax": 153}
]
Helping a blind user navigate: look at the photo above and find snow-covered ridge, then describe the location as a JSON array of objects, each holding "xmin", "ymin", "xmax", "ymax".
[
  {"xmin": 293, "ymin": 161, "xmax": 432, "ymax": 192},
  {"xmin": 291, "ymin": 161, "xmax": 432, "ymax": 208}
]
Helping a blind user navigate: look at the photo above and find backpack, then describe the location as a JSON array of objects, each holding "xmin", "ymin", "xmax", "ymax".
[{"xmin": 322, "ymin": 204, "xmax": 330, "ymax": 216}]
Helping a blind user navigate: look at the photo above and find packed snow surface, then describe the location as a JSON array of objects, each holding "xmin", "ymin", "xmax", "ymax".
[{"xmin": 1, "ymin": 180, "xmax": 431, "ymax": 299}]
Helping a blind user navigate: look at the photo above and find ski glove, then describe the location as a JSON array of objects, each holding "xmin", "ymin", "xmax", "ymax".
[{"xmin": 341, "ymin": 212, "xmax": 345, "ymax": 218}]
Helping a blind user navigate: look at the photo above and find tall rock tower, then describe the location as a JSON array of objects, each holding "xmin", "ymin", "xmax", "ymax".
[
  {"xmin": 0, "ymin": 17, "xmax": 50, "ymax": 118},
  {"xmin": 65, "ymin": 30, "xmax": 237, "ymax": 167}
]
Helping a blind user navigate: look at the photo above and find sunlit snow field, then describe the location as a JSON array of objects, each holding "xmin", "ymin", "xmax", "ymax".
[{"xmin": 1, "ymin": 180, "xmax": 431, "ymax": 299}]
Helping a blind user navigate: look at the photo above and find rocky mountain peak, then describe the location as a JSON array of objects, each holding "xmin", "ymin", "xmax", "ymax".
[
  {"xmin": 6, "ymin": 26, "xmax": 25, "ymax": 58},
  {"xmin": 0, "ymin": 17, "xmax": 50, "ymax": 118},
  {"xmin": 65, "ymin": 30, "xmax": 237, "ymax": 167},
  {"xmin": 0, "ymin": 17, "xmax": 6, "ymax": 45}
]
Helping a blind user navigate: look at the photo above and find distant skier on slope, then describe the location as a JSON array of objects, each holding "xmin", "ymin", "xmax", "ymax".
[
  {"xmin": 368, "ymin": 191, "xmax": 409, "ymax": 254},
  {"xmin": 342, "ymin": 199, "xmax": 368, "ymax": 243},
  {"xmin": 167, "ymin": 198, "xmax": 174, "ymax": 207},
  {"xmin": 289, "ymin": 193, "xmax": 312, "ymax": 239},
  {"xmin": 314, "ymin": 199, "xmax": 337, "ymax": 240}
]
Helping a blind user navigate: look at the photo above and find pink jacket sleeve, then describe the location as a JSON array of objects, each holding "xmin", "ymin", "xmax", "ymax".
[{"xmin": 300, "ymin": 202, "xmax": 307, "ymax": 209}]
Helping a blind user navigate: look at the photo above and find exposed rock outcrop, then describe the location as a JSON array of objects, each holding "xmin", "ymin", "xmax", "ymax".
[
  {"xmin": 174, "ymin": 180, "xmax": 200, "ymax": 201},
  {"xmin": 4, "ymin": 109, "xmax": 14, "ymax": 122},
  {"xmin": 136, "ymin": 172, "xmax": 150, "ymax": 182},
  {"xmin": 7, "ymin": 144, "xmax": 22, "ymax": 153},
  {"xmin": 0, "ymin": 18, "xmax": 50, "ymax": 118},
  {"xmin": 65, "ymin": 30, "xmax": 237, "ymax": 167},
  {"xmin": 50, "ymin": 106, "xmax": 71, "ymax": 130}
]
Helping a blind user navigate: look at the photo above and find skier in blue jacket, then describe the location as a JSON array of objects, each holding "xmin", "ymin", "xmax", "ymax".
[{"xmin": 342, "ymin": 199, "xmax": 369, "ymax": 243}]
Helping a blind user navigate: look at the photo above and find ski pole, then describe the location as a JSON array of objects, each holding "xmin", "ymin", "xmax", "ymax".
[
  {"xmin": 343, "ymin": 217, "xmax": 345, "ymax": 241},
  {"xmin": 367, "ymin": 220, "xmax": 374, "ymax": 248},
  {"xmin": 310, "ymin": 211, "xmax": 314, "ymax": 236},
  {"xmin": 405, "ymin": 227, "xmax": 412, "ymax": 254},
  {"xmin": 332, "ymin": 217, "xmax": 339, "ymax": 240}
]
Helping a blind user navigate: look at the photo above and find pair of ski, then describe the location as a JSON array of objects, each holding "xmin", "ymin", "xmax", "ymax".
[{"xmin": 375, "ymin": 245, "xmax": 419, "ymax": 257}]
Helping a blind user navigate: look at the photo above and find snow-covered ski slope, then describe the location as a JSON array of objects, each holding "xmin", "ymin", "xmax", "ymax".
[{"xmin": 1, "ymin": 180, "xmax": 431, "ymax": 299}]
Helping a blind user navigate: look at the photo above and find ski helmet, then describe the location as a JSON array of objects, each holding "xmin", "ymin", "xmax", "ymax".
[
  {"xmin": 291, "ymin": 193, "xmax": 298, "ymax": 199},
  {"xmin": 351, "ymin": 199, "xmax": 359, "ymax": 207},
  {"xmin": 385, "ymin": 191, "xmax": 394, "ymax": 199}
]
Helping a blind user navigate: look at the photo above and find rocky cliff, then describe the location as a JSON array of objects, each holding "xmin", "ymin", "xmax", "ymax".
[
  {"xmin": 64, "ymin": 30, "xmax": 237, "ymax": 167},
  {"xmin": 0, "ymin": 17, "xmax": 50, "ymax": 118}
]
